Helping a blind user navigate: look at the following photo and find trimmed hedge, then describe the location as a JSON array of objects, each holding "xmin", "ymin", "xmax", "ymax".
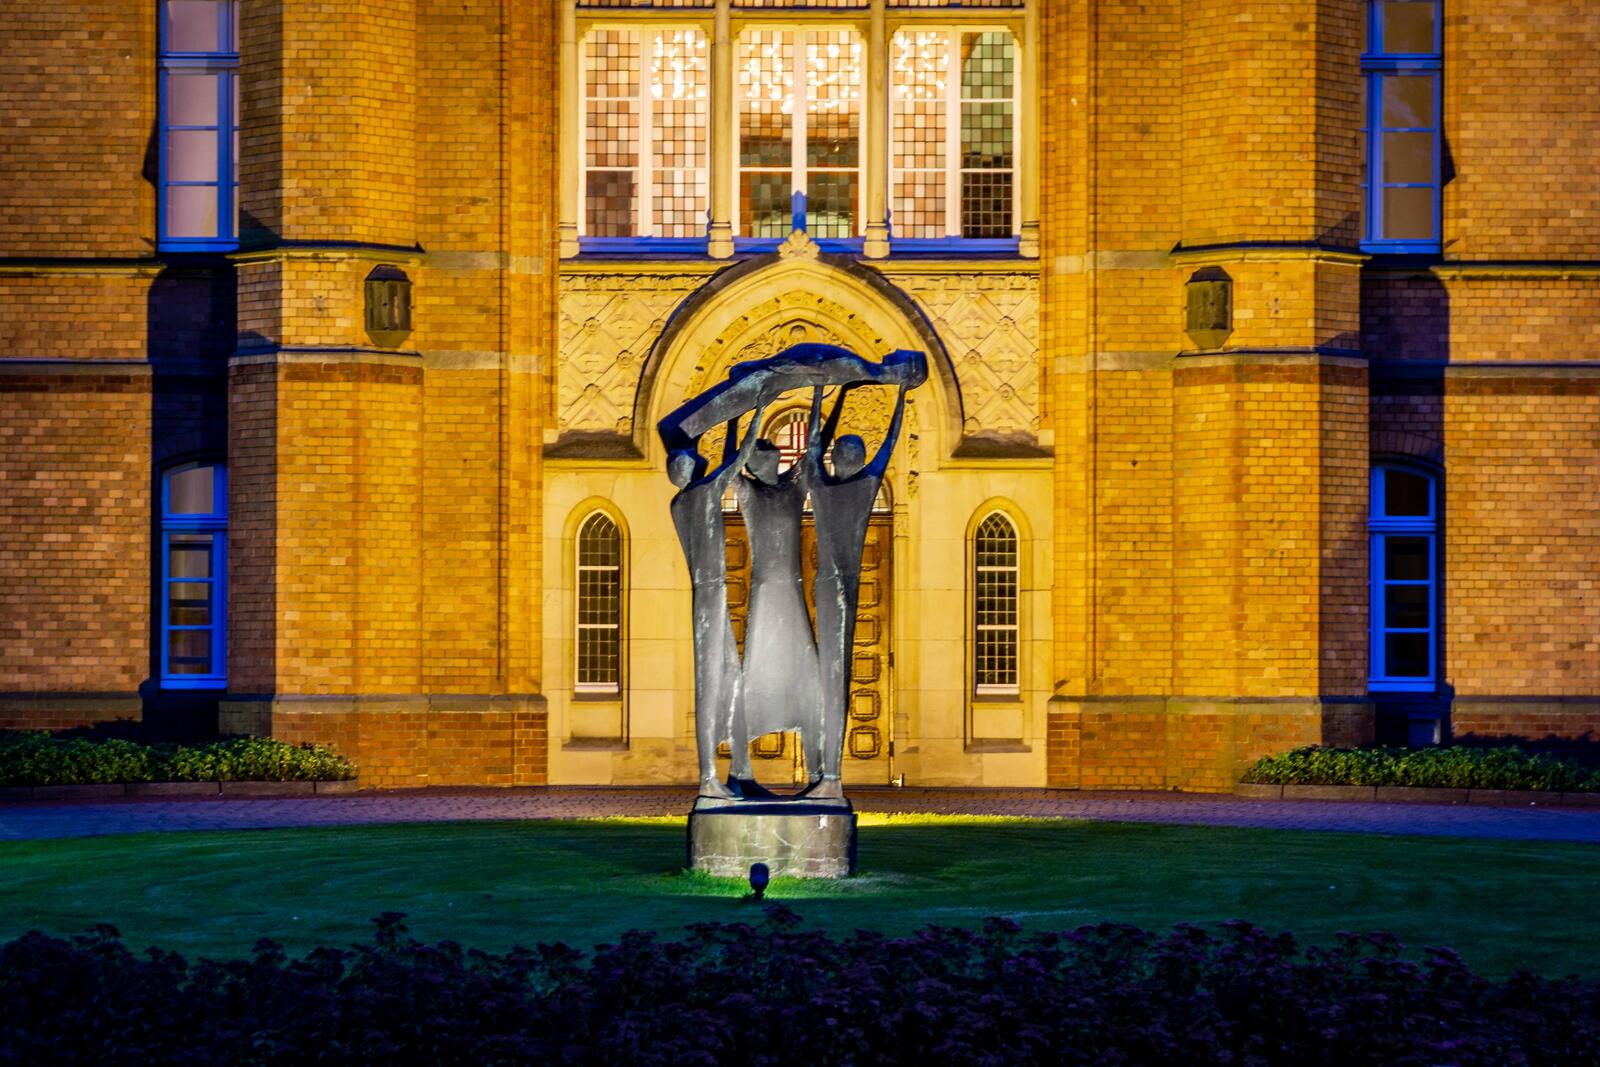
[
  {"xmin": 0, "ymin": 733, "xmax": 356, "ymax": 787},
  {"xmin": 1241, "ymin": 744, "xmax": 1600, "ymax": 792},
  {"xmin": 1, "ymin": 911, "xmax": 1596, "ymax": 1064}
]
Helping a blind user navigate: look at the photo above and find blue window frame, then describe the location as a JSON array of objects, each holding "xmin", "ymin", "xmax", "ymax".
[
  {"xmin": 1369, "ymin": 464, "xmax": 1438, "ymax": 693},
  {"xmin": 1361, "ymin": 0, "xmax": 1442, "ymax": 254},
  {"xmin": 159, "ymin": 0, "xmax": 239, "ymax": 251},
  {"xmin": 160, "ymin": 462, "xmax": 227, "ymax": 689}
]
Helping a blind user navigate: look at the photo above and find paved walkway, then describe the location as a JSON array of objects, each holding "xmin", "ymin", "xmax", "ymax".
[{"xmin": 3, "ymin": 787, "xmax": 1599, "ymax": 844}]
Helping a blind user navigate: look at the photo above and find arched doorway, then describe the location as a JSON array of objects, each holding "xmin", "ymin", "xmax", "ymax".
[{"xmin": 718, "ymin": 402, "xmax": 895, "ymax": 786}]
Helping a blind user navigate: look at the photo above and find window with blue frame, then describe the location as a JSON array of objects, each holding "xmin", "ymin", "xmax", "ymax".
[
  {"xmin": 160, "ymin": 462, "xmax": 227, "ymax": 689},
  {"xmin": 160, "ymin": 0, "xmax": 239, "ymax": 250},
  {"xmin": 1369, "ymin": 464, "xmax": 1438, "ymax": 692},
  {"xmin": 1360, "ymin": 0, "xmax": 1441, "ymax": 253}
]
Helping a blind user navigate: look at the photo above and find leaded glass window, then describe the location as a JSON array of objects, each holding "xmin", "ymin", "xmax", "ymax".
[
  {"xmin": 582, "ymin": 28, "xmax": 710, "ymax": 238},
  {"xmin": 738, "ymin": 29, "xmax": 863, "ymax": 238},
  {"xmin": 891, "ymin": 29, "xmax": 1016, "ymax": 240},
  {"xmin": 576, "ymin": 513, "xmax": 624, "ymax": 692},
  {"xmin": 973, "ymin": 512, "xmax": 1019, "ymax": 694}
]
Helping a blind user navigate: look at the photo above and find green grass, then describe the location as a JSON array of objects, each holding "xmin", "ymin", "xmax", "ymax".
[{"xmin": 2, "ymin": 816, "xmax": 1596, "ymax": 977}]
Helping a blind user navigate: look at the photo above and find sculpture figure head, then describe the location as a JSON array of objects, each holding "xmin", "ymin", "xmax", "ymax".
[
  {"xmin": 747, "ymin": 440, "xmax": 782, "ymax": 485},
  {"xmin": 667, "ymin": 449, "xmax": 706, "ymax": 488},
  {"xmin": 832, "ymin": 435, "xmax": 867, "ymax": 479}
]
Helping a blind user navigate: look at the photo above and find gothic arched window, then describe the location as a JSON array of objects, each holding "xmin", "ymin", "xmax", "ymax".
[
  {"xmin": 973, "ymin": 511, "xmax": 1019, "ymax": 695},
  {"xmin": 576, "ymin": 512, "xmax": 624, "ymax": 693}
]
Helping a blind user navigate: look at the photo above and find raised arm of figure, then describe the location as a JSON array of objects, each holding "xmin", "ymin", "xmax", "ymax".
[
  {"xmin": 708, "ymin": 403, "xmax": 767, "ymax": 487},
  {"xmin": 867, "ymin": 384, "xmax": 910, "ymax": 477},
  {"xmin": 817, "ymin": 384, "xmax": 853, "ymax": 458}
]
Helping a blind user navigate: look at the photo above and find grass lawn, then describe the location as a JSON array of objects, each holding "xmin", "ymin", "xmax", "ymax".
[{"xmin": 2, "ymin": 816, "xmax": 1596, "ymax": 977}]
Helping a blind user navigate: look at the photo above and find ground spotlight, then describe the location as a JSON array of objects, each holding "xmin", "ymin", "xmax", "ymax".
[{"xmin": 748, "ymin": 862, "xmax": 770, "ymax": 900}]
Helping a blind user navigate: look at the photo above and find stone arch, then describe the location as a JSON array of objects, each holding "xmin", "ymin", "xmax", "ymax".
[{"xmin": 633, "ymin": 245, "xmax": 961, "ymax": 460}]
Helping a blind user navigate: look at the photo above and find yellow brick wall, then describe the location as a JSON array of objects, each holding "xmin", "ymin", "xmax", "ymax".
[
  {"xmin": 0, "ymin": 3, "xmax": 154, "ymax": 256},
  {"xmin": 0, "ymin": 373, "xmax": 151, "ymax": 724}
]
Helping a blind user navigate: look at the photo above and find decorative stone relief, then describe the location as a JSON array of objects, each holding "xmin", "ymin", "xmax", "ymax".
[
  {"xmin": 557, "ymin": 273, "xmax": 706, "ymax": 436},
  {"xmin": 893, "ymin": 273, "xmax": 1040, "ymax": 440},
  {"xmin": 685, "ymin": 291, "xmax": 894, "ymax": 401}
]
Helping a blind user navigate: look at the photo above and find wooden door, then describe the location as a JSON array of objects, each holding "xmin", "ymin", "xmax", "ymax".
[{"xmin": 721, "ymin": 513, "xmax": 893, "ymax": 787}]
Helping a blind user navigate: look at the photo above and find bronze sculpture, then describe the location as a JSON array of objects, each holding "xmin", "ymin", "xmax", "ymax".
[{"xmin": 662, "ymin": 343, "xmax": 927, "ymax": 875}]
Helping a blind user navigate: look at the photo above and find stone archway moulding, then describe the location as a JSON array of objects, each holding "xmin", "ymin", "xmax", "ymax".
[{"xmin": 634, "ymin": 242, "xmax": 961, "ymax": 460}]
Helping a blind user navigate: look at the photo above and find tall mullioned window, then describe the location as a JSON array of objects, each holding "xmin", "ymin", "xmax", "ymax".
[
  {"xmin": 159, "ymin": 0, "xmax": 239, "ymax": 249},
  {"xmin": 582, "ymin": 29, "xmax": 711, "ymax": 239},
  {"xmin": 572, "ymin": 5, "xmax": 1027, "ymax": 251},
  {"xmin": 576, "ymin": 513, "xmax": 624, "ymax": 693},
  {"xmin": 973, "ymin": 512, "xmax": 1020, "ymax": 695},
  {"xmin": 160, "ymin": 462, "xmax": 227, "ymax": 688},
  {"xmin": 1369, "ymin": 465, "xmax": 1439, "ymax": 692},
  {"xmin": 738, "ymin": 30, "xmax": 863, "ymax": 238},
  {"xmin": 1360, "ymin": 0, "xmax": 1441, "ymax": 252},
  {"xmin": 891, "ymin": 30, "xmax": 1017, "ymax": 240}
]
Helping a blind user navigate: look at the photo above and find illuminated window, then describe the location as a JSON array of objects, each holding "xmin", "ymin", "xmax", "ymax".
[
  {"xmin": 973, "ymin": 512, "xmax": 1019, "ymax": 694},
  {"xmin": 1360, "ymin": 0, "xmax": 1441, "ymax": 252},
  {"xmin": 582, "ymin": 29, "xmax": 710, "ymax": 239},
  {"xmin": 160, "ymin": 462, "xmax": 227, "ymax": 688},
  {"xmin": 1369, "ymin": 465, "xmax": 1439, "ymax": 692},
  {"xmin": 738, "ymin": 29, "xmax": 863, "ymax": 238},
  {"xmin": 576, "ymin": 513, "xmax": 624, "ymax": 693},
  {"xmin": 892, "ymin": 30, "xmax": 1016, "ymax": 240},
  {"xmin": 159, "ymin": 0, "xmax": 239, "ymax": 249}
]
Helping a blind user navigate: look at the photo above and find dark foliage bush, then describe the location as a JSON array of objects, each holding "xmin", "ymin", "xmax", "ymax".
[
  {"xmin": 1241, "ymin": 744, "xmax": 1600, "ymax": 792},
  {"xmin": 0, "ymin": 733, "xmax": 356, "ymax": 787},
  {"xmin": 1, "ymin": 910, "xmax": 1595, "ymax": 1065}
]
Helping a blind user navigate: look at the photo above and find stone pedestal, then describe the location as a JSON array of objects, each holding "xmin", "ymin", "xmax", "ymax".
[{"xmin": 687, "ymin": 797, "xmax": 857, "ymax": 879}]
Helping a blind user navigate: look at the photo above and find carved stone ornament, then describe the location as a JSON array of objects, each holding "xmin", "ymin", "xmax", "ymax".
[{"xmin": 1185, "ymin": 266, "xmax": 1233, "ymax": 350}]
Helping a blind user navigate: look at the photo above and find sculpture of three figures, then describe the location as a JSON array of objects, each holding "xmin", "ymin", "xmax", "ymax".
[{"xmin": 659, "ymin": 344, "xmax": 929, "ymax": 801}]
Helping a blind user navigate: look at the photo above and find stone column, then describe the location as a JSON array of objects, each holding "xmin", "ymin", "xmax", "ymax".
[
  {"xmin": 1018, "ymin": 0, "xmax": 1040, "ymax": 257},
  {"xmin": 862, "ymin": 0, "xmax": 890, "ymax": 258},
  {"xmin": 708, "ymin": 0, "xmax": 736, "ymax": 258},
  {"xmin": 558, "ymin": 0, "xmax": 580, "ymax": 258}
]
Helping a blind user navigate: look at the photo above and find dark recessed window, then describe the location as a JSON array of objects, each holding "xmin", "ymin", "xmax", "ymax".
[
  {"xmin": 160, "ymin": 461, "xmax": 227, "ymax": 688},
  {"xmin": 1369, "ymin": 464, "xmax": 1439, "ymax": 692}
]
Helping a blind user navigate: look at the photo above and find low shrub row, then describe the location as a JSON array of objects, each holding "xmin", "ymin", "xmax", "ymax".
[
  {"xmin": 0, "ymin": 732, "xmax": 356, "ymax": 787},
  {"xmin": 1, "ymin": 910, "xmax": 1595, "ymax": 1065},
  {"xmin": 1241, "ymin": 744, "xmax": 1600, "ymax": 792}
]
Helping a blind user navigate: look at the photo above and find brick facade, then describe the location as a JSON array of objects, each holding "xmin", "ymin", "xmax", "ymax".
[{"xmin": 0, "ymin": 1, "xmax": 1595, "ymax": 788}]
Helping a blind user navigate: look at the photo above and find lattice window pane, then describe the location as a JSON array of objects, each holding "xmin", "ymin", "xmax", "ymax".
[
  {"xmin": 961, "ymin": 102, "xmax": 1013, "ymax": 169},
  {"xmin": 962, "ymin": 170, "xmax": 1013, "ymax": 238},
  {"xmin": 584, "ymin": 30, "xmax": 642, "ymax": 237},
  {"xmin": 974, "ymin": 630, "xmax": 1018, "ymax": 688},
  {"xmin": 973, "ymin": 513, "xmax": 1019, "ymax": 690},
  {"xmin": 577, "ymin": 514, "xmax": 623, "ymax": 689},
  {"xmin": 891, "ymin": 30, "xmax": 948, "ymax": 239},
  {"xmin": 961, "ymin": 31, "xmax": 1014, "ymax": 99},
  {"xmin": 650, "ymin": 29, "xmax": 709, "ymax": 238},
  {"xmin": 739, "ymin": 30, "xmax": 794, "ymax": 162},
  {"xmin": 805, "ymin": 31, "xmax": 862, "ymax": 167},
  {"xmin": 806, "ymin": 172, "xmax": 857, "ymax": 238},
  {"xmin": 586, "ymin": 171, "xmax": 637, "ymax": 237},
  {"xmin": 741, "ymin": 171, "xmax": 792, "ymax": 237}
]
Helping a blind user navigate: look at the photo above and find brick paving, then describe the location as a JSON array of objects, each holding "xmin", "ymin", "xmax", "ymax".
[{"xmin": 2, "ymin": 787, "xmax": 1599, "ymax": 844}]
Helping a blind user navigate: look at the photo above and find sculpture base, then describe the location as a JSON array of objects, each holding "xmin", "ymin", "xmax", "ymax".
[{"xmin": 687, "ymin": 796, "xmax": 857, "ymax": 879}]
